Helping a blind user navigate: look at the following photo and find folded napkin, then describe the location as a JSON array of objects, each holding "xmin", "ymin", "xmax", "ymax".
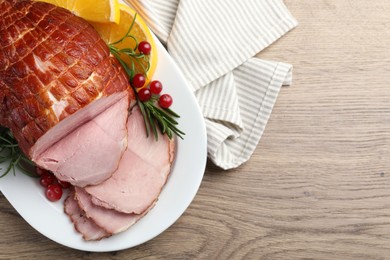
[{"xmin": 125, "ymin": 0, "xmax": 297, "ymax": 170}]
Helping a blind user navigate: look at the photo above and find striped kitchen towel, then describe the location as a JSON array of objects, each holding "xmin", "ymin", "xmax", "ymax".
[{"xmin": 125, "ymin": 0, "xmax": 297, "ymax": 170}]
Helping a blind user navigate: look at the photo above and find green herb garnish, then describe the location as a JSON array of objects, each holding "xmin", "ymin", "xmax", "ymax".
[
  {"xmin": 0, "ymin": 127, "xmax": 36, "ymax": 178},
  {"xmin": 108, "ymin": 13, "xmax": 185, "ymax": 141},
  {"xmin": 137, "ymin": 95, "xmax": 185, "ymax": 140}
]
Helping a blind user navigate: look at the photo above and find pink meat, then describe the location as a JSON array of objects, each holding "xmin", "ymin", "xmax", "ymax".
[
  {"xmin": 36, "ymin": 95, "xmax": 130, "ymax": 187},
  {"xmin": 64, "ymin": 190, "xmax": 110, "ymax": 241},
  {"xmin": 74, "ymin": 187, "xmax": 153, "ymax": 235},
  {"xmin": 126, "ymin": 106, "xmax": 176, "ymax": 171},
  {"xmin": 85, "ymin": 107, "xmax": 175, "ymax": 214}
]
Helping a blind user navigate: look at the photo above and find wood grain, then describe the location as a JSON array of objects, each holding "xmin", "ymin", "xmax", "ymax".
[{"xmin": 1, "ymin": 0, "xmax": 390, "ymax": 259}]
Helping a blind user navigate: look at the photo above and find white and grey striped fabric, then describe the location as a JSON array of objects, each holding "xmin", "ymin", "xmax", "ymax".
[{"xmin": 125, "ymin": 0, "xmax": 297, "ymax": 169}]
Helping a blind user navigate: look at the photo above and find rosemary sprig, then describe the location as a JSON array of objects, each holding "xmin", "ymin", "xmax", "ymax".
[
  {"xmin": 137, "ymin": 95, "xmax": 185, "ymax": 140},
  {"xmin": 108, "ymin": 13, "xmax": 185, "ymax": 141},
  {"xmin": 0, "ymin": 127, "xmax": 37, "ymax": 178}
]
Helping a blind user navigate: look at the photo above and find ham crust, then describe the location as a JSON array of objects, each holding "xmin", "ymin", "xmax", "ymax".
[{"xmin": 0, "ymin": 0, "xmax": 134, "ymax": 157}]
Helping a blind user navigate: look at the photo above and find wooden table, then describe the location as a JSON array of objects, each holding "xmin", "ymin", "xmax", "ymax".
[{"xmin": 1, "ymin": 0, "xmax": 390, "ymax": 259}]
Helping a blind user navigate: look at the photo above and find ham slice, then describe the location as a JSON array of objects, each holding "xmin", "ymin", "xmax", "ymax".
[
  {"xmin": 74, "ymin": 187, "xmax": 153, "ymax": 234},
  {"xmin": 35, "ymin": 95, "xmax": 129, "ymax": 187},
  {"xmin": 64, "ymin": 190, "xmax": 110, "ymax": 241},
  {"xmin": 85, "ymin": 107, "xmax": 175, "ymax": 214},
  {"xmin": 0, "ymin": 0, "xmax": 135, "ymax": 186}
]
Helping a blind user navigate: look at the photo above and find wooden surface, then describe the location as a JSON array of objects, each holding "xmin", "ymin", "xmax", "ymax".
[{"xmin": 1, "ymin": 0, "xmax": 390, "ymax": 259}]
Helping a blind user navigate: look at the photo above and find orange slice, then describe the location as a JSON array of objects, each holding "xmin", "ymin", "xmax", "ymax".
[
  {"xmin": 92, "ymin": 4, "xmax": 158, "ymax": 85},
  {"xmin": 38, "ymin": 0, "xmax": 120, "ymax": 24}
]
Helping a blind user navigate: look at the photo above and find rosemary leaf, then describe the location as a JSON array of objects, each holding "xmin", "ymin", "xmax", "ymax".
[
  {"xmin": 165, "ymin": 107, "xmax": 180, "ymax": 118},
  {"xmin": 145, "ymin": 104, "xmax": 159, "ymax": 141},
  {"xmin": 131, "ymin": 59, "xmax": 135, "ymax": 75},
  {"xmin": 137, "ymin": 100, "xmax": 151, "ymax": 138},
  {"xmin": 12, "ymin": 154, "xmax": 22, "ymax": 176},
  {"xmin": 0, "ymin": 166, "xmax": 11, "ymax": 178},
  {"xmin": 0, "ymin": 136, "xmax": 14, "ymax": 145}
]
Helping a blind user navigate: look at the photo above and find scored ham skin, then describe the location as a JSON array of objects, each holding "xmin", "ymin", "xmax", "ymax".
[
  {"xmin": 64, "ymin": 190, "xmax": 110, "ymax": 241},
  {"xmin": 85, "ymin": 107, "xmax": 175, "ymax": 214},
  {"xmin": 74, "ymin": 187, "xmax": 153, "ymax": 235},
  {"xmin": 0, "ymin": 0, "xmax": 134, "ymax": 159}
]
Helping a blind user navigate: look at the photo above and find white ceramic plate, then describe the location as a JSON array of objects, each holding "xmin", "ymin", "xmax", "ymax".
[{"xmin": 0, "ymin": 32, "xmax": 207, "ymax": 252}]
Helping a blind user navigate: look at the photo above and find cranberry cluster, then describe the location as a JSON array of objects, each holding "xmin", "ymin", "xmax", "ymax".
[
  {"xmin": 36, "ymin": 167, "xmax": 71, "ymax": 202},
  {"xmin": 131, "ymin": 77, "xmax": 173, "ymax": 109},
  {"xmin": 130, "ymin": 40, "xmax": 174, "ymax": 108}
]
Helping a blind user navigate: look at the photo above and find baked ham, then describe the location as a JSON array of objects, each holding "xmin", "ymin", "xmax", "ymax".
[
  {"xmin": 1, "ymin": 0, "xmax": 177, "ymax": 240},
  {"xmin": 0, "ymin": 0, "xmax": 135, "ymax": 186}
]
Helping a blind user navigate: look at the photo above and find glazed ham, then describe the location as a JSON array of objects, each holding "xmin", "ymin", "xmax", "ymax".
[
  {"xmin": 1, "ymin": 0, "xmax": 177, "ymax": 241},
  {"xmin": 0, "ymin": 0, "xmax": 135, "ymax": 185}
]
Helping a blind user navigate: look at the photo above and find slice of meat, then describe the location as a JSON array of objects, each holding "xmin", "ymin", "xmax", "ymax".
[
  {"xmin": 74, "ymin": 187, "xmax": 153, "ymax": 235},
  {"xmin": 126, "ymin": 105, "xmax": 176, "ymax": 172},
  {"xmin": 88, "ymin": 150, "xmax": 164, "ymax": 214},
  {"xmin": 64, "ymin": 190, "xmax": 110, "ymax": 241},
  {"xmin": 0, "ymin": 0, "xmax": 135, "ymax": 185},
  {"xmin": 85, "ymin": 107, "xmax": 175, "ymax": 214},
  {"xmin": 35, "ymin": 94, "xmax": 129, "ymax": 187}
]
